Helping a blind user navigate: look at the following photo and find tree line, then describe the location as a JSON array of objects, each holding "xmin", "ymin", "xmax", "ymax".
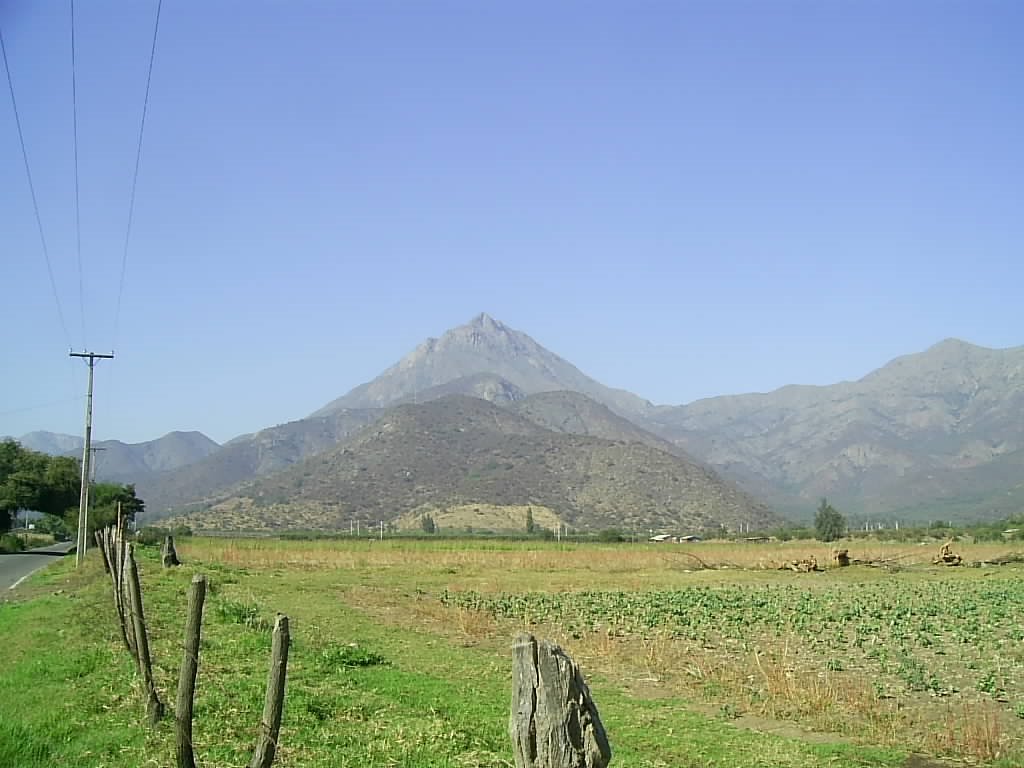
[{"xmin": 0, "ymin": 439, "xmax": 143, "ymax": 537}]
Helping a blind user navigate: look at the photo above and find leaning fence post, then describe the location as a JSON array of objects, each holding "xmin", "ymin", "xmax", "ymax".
[
  {"xmin": 121, "ymin": 539, "xmax": 138, "ymax": 662},
  {"xmin": 176, "ymin": 574, "xmax": 207, "ymax": 768},
  {"xmin": 249, "ymin": 614, "xmax": 290, "ymax": 768},
  {"xmin": 510, "ymin": 633, "xmax": 611, "ymax": 768},
  {"xmin": 100, "ymin": 526, "xmax": 132, "ymax": 655},
  {"xmin": 126, "ymin": 543, "xmax": 164, "ymax": 725}
]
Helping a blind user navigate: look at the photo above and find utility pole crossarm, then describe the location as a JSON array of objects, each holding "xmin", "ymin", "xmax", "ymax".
[{"xmin": 70, "ymin": 350, "xmax": 114, "ymax": 567}]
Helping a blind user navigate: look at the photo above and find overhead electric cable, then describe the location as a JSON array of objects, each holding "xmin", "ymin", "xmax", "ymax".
[
  {"xmin": 1, "ymin": 26, "xmax": 74, "ymax": 350},
  {"xmin": 71, "ymin": 0, "xmax": 86, "ymax": 347},
  {"xmin": 113, "ymin": 0, "xmax": 162, "ymax": 351},
  {"xmin": 0, "ymin": 395, "xmax": 86, "ymax": 418}
]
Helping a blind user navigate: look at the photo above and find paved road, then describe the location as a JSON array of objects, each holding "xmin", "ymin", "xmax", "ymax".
[{"xmin": 0, "ymin": 540, "xmax": 76, "ymax": 591}]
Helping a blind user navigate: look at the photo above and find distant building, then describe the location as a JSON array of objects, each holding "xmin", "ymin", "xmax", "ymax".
[{"xmin": 649, "ymin": 533, "xmax": 703, "ymax": 543}]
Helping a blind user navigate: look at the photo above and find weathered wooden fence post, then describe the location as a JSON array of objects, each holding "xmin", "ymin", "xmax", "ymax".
[
  {"xmin": 162, "ymin": 535, "xmax": 181, "ymax": 567},
  {"xmin": 176, "ymin": 574, "xmax": 207, "ymax": 768},
  {"xmin": 121, "ymin": 537, "xmax": 139, "ymax": 662},
  {"xmin": 96, "ymin": 530, "xmax": 111, "ymax": 573},
  {"xmin": 126, "ymin": 543, "xmax": 164, "ymax": 725},
  {"xmin": 249, "ymin": 614, "xmax": 290, "ymax": 768},
  {"xmin": 510, "ymin": 633, "xmax": 611, "ymax": 768},
  {"xmin": 99, "ymin": 526, "xmax": 133, "ymax": 655}
]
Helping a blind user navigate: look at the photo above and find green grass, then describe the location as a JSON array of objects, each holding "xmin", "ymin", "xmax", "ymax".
[{"xmin": 0, "ymin": 542, "xmax": 1014, "ymax": 767}]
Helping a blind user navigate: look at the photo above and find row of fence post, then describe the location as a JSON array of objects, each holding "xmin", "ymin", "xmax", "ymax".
[
  {"xmin": 94, "ymin": 522, "xmax": 290, "ymax": 768},
  {"xmin": 93, "ymin": 524, "xmax": 611, "ymax": 768}
]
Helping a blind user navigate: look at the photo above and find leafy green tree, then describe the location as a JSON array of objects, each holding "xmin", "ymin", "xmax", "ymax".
[
  {"xmin": 63, "ymin": 482, "xmax": 144, "ymax": 538},
  {"xmin": 814, "ymin": 498, "xmax": 846, "ymax": 542},
  {"xmin": 420, "ymin": 514, "xmax": 436, "ymax": 534},
  {"xmin": 525, "ymin": 506, "xmax": 536, "ymax": 534},
  {"xmin": 0, "ymin": 440, "xmax": 80, "ymax": 532},
  {"xmin": 38, "ymin": 456, "xmax": 81, "ymax": 517}
]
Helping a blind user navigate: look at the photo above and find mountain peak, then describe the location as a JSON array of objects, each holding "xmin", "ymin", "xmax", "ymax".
[
  {"xmin": 434, "ymin": 313, "xmax": 524, "ymax": 354},
  {"xmin": 470, "ymin": 311, "xmax": 501, "ymax": 329},
  {"xmin": 926, "ymin": 338, "xmax": 981, "ymax": 354},
  {"xmin": 312, "ymin": 315, "xmax": 653, "ymax": 418},
  {"xmin": 455, "ymin": 312, "xmax": 512, "ymax": 340}
]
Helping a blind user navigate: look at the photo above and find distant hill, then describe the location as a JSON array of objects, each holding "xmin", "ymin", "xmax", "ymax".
[
  {"xmin": 395, "ymin": 372, "xmax": 528, "ymax": 406},
  {"xmin": 15, "ymin": 431, "xmax": 83, "ymax": 456},
  {"xmin": 313, "ymin": 313, "xmax": 652, "ymax": 419},
  {"xmin": 13, "ymin": 430, "xmax": 219, "ymax": 484},
  {"xmin": 509, "ymin": 391, "xmax": 690, "ymax": 458},
  {"xmin": 172, "ymin": 396, "xmax": 780, "ymax": 534},
  {"xmin": 645, "ymin": 339, "xmax": 1024, "ymax": 521},
  {"xmin": 136, "ymin": 409, "xmax": 381, "ymax": 519}
]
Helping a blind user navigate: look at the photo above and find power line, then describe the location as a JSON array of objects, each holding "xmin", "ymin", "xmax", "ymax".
[
  {"xmin": 0, "ymin": 395, "xmax": 85, "ymax": 418},
  {"xmin": 113, "ymin": 0, "xmax": 162, "ymax": 351},
  {"xmin": 1, "ymin": 25, "xmax": 74, "ymax": 350},
  {"xmin": 71, "ymin": 0, "xmax": 86, "ymax": 347}
]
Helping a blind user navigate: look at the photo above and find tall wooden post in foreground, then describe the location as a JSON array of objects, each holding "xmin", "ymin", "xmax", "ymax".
[
  {"xmin": 510, "ymin": 633, "xmax": 611, "ymax": 768},
  {"xmin": 249, "ymin": 614, "xmax": 290, "ymax": 768},
  {"xmin": 176, "ymin": 574, "xmax": 207, "ymax": 768}
]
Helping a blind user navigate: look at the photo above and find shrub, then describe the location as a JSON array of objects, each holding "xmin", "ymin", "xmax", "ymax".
[
  {"xmin": 814, "ymin": 498, "xmax": 847, "ymax": 542},
  {"xmin": 135, "ymin": 526, "xmax": 168, "ymax": 547},
  {"xmin": 318, "ymin": 644, "xmax": 387, "ymax": 670},
  {"xmin": 0, "ymin": 534, "xmax": 26, "ymax": 553},
  {"xmin": 216, "ymin": 598, "xmax": 272, "ymax": 632}
]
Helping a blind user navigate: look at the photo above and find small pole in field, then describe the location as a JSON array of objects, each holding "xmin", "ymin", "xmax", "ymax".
[{"xmin": 249, "ymin": 614, "xmax": 290, "ymax": 768}]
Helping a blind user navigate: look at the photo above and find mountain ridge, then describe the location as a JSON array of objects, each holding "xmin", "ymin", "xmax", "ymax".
[
  {"xmin": 15, "ymin": 316, "xmax": 1021, "ymax": 527},
  {"xmin": 180, "ymin": 395, "xmax": 780, "ymax": 534},
  {"xmin": 647, "ymin": 338, "xmax": 1024, "ymax": 519},
  {"xmin": 11, "ymin": 430, "xmax": 219, "ymax": 483}
]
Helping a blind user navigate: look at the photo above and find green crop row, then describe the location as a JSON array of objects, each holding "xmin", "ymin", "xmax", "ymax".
[{"xmin": 443, "ymin": 578, "xmax": 1024, "ymax": 647}]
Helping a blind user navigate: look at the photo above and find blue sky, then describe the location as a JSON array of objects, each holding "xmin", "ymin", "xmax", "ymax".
[{"xmin": 2, "ymin": 1, "xmax": 1022, "ymax": 445}]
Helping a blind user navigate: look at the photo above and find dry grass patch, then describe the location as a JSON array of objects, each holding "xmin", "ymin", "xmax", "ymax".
[{"xmin": 394, "ymin": 503, "xmax": 563, "ymax": 533}]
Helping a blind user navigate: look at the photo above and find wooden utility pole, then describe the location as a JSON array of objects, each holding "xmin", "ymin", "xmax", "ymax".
[
  {"xmin": 71, "ymin": 350, "xmax": 113, "ymax": 566},
  {"xmin": 85, "ymin": 445, "xmax": 106, "ymax": 543},
  {"xmin": 89, "ymin": 445, "xmax": 106, "ymax": 482}
]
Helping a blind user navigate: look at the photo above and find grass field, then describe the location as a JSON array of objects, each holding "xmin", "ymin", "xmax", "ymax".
[{"xmin": 1, "ymin": 537, "xmax": 1021, "ymax": 767}]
